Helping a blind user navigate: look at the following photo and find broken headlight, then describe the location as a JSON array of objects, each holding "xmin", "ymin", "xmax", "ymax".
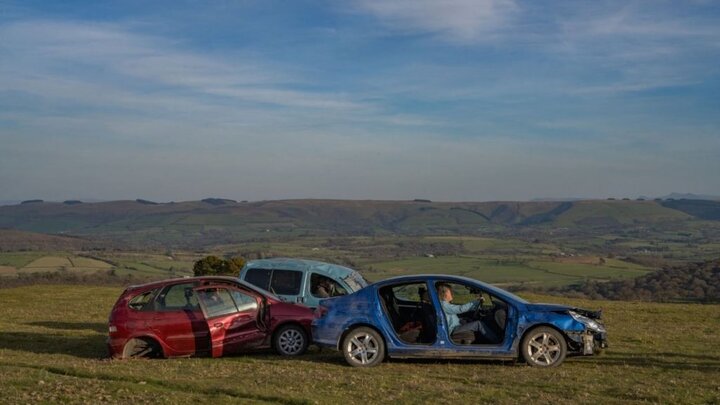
[{"xmin": 569, "ymin": 311, "xmax": 605, "ymax": 332}]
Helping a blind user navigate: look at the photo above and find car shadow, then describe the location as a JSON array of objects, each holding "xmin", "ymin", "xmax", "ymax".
[
  {"xmin": 0, "ymin": 331, "xmax": 107, "ymax": 359},
  {"xmin": 26, "ymin": 321, "xmax": 107, "ymax": 334}
]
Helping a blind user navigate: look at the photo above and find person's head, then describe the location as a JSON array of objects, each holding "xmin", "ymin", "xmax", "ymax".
[{"xmin": 436, "ymin": 283, "xmax": 453, "ymax": 302}]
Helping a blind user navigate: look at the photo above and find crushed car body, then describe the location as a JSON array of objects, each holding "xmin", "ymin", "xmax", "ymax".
[
  {"xmin": 108, "ymin": 276, "xmax": 313, "ymax": 359},
  {"xmin": 312, "ymin": 274, "xmax": 607, "ymax": 367}
]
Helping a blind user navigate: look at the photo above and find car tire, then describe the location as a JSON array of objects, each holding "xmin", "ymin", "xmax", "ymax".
[
  {"xmin": 521, "ymin": 326, "xmax": 567, "ymax": 367},
  {"xmin": 342, "ymin": 327, "xmax": 385, "ymax": 367},
  {"xmin": 273, "ymin": 324, "xmax": 309, "ymax": 356},
  {"xmin": 123, "ymin": 337, "xmax": 163, "ymax": 359}
]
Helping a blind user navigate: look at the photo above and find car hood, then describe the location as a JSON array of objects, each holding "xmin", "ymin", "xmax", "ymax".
[{"xmin": 525, "ymin": 303, "xmax": 602, "ymax": 319}]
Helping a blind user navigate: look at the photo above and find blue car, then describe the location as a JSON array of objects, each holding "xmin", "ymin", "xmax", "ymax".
[{"xmin": 312, "ymin": 274, "xmax": 608, "ymax": 367}]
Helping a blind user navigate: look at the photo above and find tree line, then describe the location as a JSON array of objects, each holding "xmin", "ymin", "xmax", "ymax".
[{"xmin": 550, "ymin": 259, "xmax": 720, "ymax": 302}]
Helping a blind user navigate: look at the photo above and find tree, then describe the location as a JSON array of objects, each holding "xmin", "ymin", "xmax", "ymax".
[{"xmin": 193, "ymin": 255, "xmax": 246, "ymax": 276}]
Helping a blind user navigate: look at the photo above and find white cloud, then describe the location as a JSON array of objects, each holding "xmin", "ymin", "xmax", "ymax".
[
  {"xmin": 352, "ymin": 0, "xmax": 517, "ymax": 42},
  {"xmin": 0, "ymin": 20, "xmax": 363, "ymax": 111}
]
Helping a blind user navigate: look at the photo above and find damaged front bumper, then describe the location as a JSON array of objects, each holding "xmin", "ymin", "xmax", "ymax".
[{"xmin": 568, "ymin": 330, "xmax": 608, "ymax": 355}]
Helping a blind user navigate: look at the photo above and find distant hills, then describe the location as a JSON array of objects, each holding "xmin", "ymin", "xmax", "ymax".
[
  {"xmin": 1, "ymin": 198, "xmax": 720, "ymax": 249},
  {"xmin": 657, "ymin": 193, "xmax": 720, "ymax": 201}
]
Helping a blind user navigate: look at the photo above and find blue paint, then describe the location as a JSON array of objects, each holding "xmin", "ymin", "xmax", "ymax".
[{"xmin": 312, "ymin": 274, "xmax": 607, "ymax": 362}]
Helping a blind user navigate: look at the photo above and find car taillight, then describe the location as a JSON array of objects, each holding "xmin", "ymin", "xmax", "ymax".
[{"xmin": 314, "ymin": 305, "xmax": 327, "ymax": 319}]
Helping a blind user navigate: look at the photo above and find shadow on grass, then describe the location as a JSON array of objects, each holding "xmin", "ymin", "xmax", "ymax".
[
  {"xmin": 26, "ymin": 321, "xmax": 107, "ymax": 333},
  {"xmin": 0, "ymin": 331, "xmax": 107, "ymax": 359}
]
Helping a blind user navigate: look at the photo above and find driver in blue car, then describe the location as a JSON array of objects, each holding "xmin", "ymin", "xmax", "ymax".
[{"xmin": 436, "ymin": 283, "xmax": 499, "ymax": 343}]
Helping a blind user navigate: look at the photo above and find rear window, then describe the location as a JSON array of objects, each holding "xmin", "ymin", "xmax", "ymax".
[{"xmin": 128, "ymin": 289, "xmax": 158, "ymax": 311}]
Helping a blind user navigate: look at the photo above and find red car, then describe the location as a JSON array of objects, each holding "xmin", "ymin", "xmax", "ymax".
[{"xmin": 108, "ymin": 276, "xmax": 313, "ymax": 358}]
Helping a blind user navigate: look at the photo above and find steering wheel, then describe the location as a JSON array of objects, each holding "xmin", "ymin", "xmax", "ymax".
[{"xmin": 473, "ymin": 298, "xmax": 490, "ymax": 319}]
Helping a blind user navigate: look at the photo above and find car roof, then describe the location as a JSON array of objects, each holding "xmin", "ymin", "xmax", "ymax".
[
  {"xmin": 126, "ymin": 275, "xmax": 273, "ymax": 297},
  {"xmin": 370, "ymin": 274, "xmax": 528, "ymax": 304},
  {"xmin": 242, "ymin": 257, "xmax": 358, "ymax": 278}
]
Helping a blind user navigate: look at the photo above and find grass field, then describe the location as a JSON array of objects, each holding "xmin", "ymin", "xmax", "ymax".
[
  {"xmin": 1, "ymin": 285, "xmax": 718, "ymax": 404},
  {"xmin": 365, "ymin": 256, "xmax": 651, "ymax": 286}
]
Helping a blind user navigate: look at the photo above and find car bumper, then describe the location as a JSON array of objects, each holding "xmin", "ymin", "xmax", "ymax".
[
  {"xmin": 567, "ymin": 330, "xmax": 608, "ymax": 355},
  {"xmin": 311, "ymin": 326, "xmax": 340, "ymax": 349},
  {"xmin": 107, "ymin": 336, "xmax": 125, "ymax": 358}
]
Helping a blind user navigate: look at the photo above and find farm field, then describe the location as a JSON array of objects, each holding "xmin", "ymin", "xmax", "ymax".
[
  {"xmin": 365, "ymin": 256, "xmax": 651, "ymax": 286},
  {"xmin": 0, "ymin": 252, "xmax": 195, "ymax": 279},
  {"xmin": 1, "ymin": 285, "xmax": 718, "ymax": 404},
  {"xmin": 0, "ymin": 234, "xmax": 659, "ymax": 291}
]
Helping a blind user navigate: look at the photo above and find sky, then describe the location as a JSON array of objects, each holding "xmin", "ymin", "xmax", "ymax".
[{"xmin": 1, "ymin": 0, "xmax": 719, "ymax": 202}]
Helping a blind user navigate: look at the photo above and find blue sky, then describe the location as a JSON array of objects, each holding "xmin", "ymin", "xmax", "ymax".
[{"xmin": 1, "ymin": 0, "xmax": 719, "ymax": 202}]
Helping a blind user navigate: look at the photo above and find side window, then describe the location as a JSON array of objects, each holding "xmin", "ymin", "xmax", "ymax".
[
  {"xmin": 244, "ymin": 268, "xmax": 271, "ymax": 290},
  {"xmin": 230, "ymin": 290, "xmax": 259, "ymax": 312},
  {"xmin": 393, "ymin": 284, "xmax": 423, "ymax": 302},
  {"xmin": 198, "ymin": 288, "xmax": 238, "ymax": 318},
  {"xmin": 157, "ymin": 283, "xmax": 198, "ymax": 311},
  {"xmin": 270, "ymin": 270, "xmax": 302, "ymax": 295},
  {"xmin": 128, "ymin": 289, "xmax": 158, "ymax": 311},
  {"xmin": 310, "ymin": 273, "xmax": 347, "ymax": 298}
]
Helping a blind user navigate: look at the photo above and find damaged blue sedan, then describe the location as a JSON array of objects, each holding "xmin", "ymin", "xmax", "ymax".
[{"xmin": 312, "ymin": 274, "xmax": 607, "ymax": 367}]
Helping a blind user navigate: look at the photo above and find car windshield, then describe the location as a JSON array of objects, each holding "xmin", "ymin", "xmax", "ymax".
[{"xmin": 343, "ymin": 272, "xmax": 368, "ymax": 292}]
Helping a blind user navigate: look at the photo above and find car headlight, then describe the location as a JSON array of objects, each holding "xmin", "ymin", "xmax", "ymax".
[{"xmin": 569, "ymin": 311, "xmax": 604, "ymax": 332}]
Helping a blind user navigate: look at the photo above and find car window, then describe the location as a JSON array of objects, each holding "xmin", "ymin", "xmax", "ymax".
[
  {"xmin": 229, "ymin": 290, "xmax": 259, "ymax": 312},
  {"xmin": 310, "ymin": 273, "xmax": 347, "ymax": 298},
  {"xmin": 343, "ymin": 272, "xmax": 368, "ymax": 291},
  {"xmin": 128, "ymin": 289, "xmax": 158, "ymax": 311},
  {"xmin": 393, "ymin": 284, "xmax": 422, "ymax": 302},
  {"xmin": 270, "ymin": 269, "xmax": 302, "ymax": 295},
  {"xmin": 244, "ymin": 268, "xmax": 271, "ymax": 290},
  {"xmin": 198, "ymin": 288, "xmax": 238, "ymax": 318},
  {"xmin": 156, "ymin": 283, "xmax": 198, "ymax": 311}
]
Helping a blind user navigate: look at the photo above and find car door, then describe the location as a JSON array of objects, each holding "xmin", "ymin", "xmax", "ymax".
[
  {"xmin": 431, "ymin": 281, "xmax": 517, "ymax": 356},
  {"xmin": 150, "ymin": 282, "xmax": 209, "ymax": 356},
  {"xmin": 194, "ymin": 286, "xmax": 266, "ymax": 357}
]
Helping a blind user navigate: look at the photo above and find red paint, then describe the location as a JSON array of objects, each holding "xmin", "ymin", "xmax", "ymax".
[{"xmin": 107, "ymin": 276, "xmax": 313, "ymax": 358}]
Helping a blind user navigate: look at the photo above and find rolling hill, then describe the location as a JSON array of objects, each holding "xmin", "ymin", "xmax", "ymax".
[{"xmin": 0, "ymin": 198, "xmax": 717, "ymax": 248}]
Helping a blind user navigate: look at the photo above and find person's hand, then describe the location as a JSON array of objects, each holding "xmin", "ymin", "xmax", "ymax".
[{"xmin": 476, "ymin": 295, "xmax": 485, "ymax": 304}]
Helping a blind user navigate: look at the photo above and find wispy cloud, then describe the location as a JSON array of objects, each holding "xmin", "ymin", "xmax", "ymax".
[
  {"xmin": 0, "ymin": 20, "xmax": 364, "ymax": 111},
  {"xmin": 351, "ymin": 0, "xmax": 517, "ymax": 43}
]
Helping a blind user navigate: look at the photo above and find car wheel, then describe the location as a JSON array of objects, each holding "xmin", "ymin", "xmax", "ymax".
[
  {"xmin": 274, "ymin": 324, "xmax": 308, "ymax": 356},
  {"xmin": 521, "ymin": 326, "xmax": 567, "ymax": 367},
  {"xmin": 123, "ymin": 337, "xmax": 163, "ymax": 359},
  {"xmin": 342, "ymin": 327, "xmax": 385, "ymax": 367}
]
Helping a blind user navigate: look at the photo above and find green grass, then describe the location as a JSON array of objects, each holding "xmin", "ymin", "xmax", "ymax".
[
  {"xmin": 0, "ymin": 252, "xmax": 50, "ymax": 268},
  {"xmin": 0, "ymin": 285, "xmax": 718, "ymax": 404},
  {"xmin": 365, "ymin": 256, "xmax": 651, "ymax": 286}
]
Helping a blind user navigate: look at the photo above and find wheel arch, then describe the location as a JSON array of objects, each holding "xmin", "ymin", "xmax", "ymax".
[
  {"xmin": 337, "ymin": 323, "xmax": 387, "ymax": 354},
  {"xmin": 272, "ymin": 321, "xmax": 310, "ymax": 346},
  {"xmin": 121, "ymin": 335, "xmax": 166, "ymax": 359},
  {"xmin": 518, "ymin": 323, "xmax": 572, "ymax": 350},
  {"xmin": 517, "ymin": 323, "xmax": 571, "ymax": 363}
]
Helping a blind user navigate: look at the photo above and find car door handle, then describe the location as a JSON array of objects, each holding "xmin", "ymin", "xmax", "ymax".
[{"xmin": 213, "ymin": 322, "xmax": 224, "ymax": 329}]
